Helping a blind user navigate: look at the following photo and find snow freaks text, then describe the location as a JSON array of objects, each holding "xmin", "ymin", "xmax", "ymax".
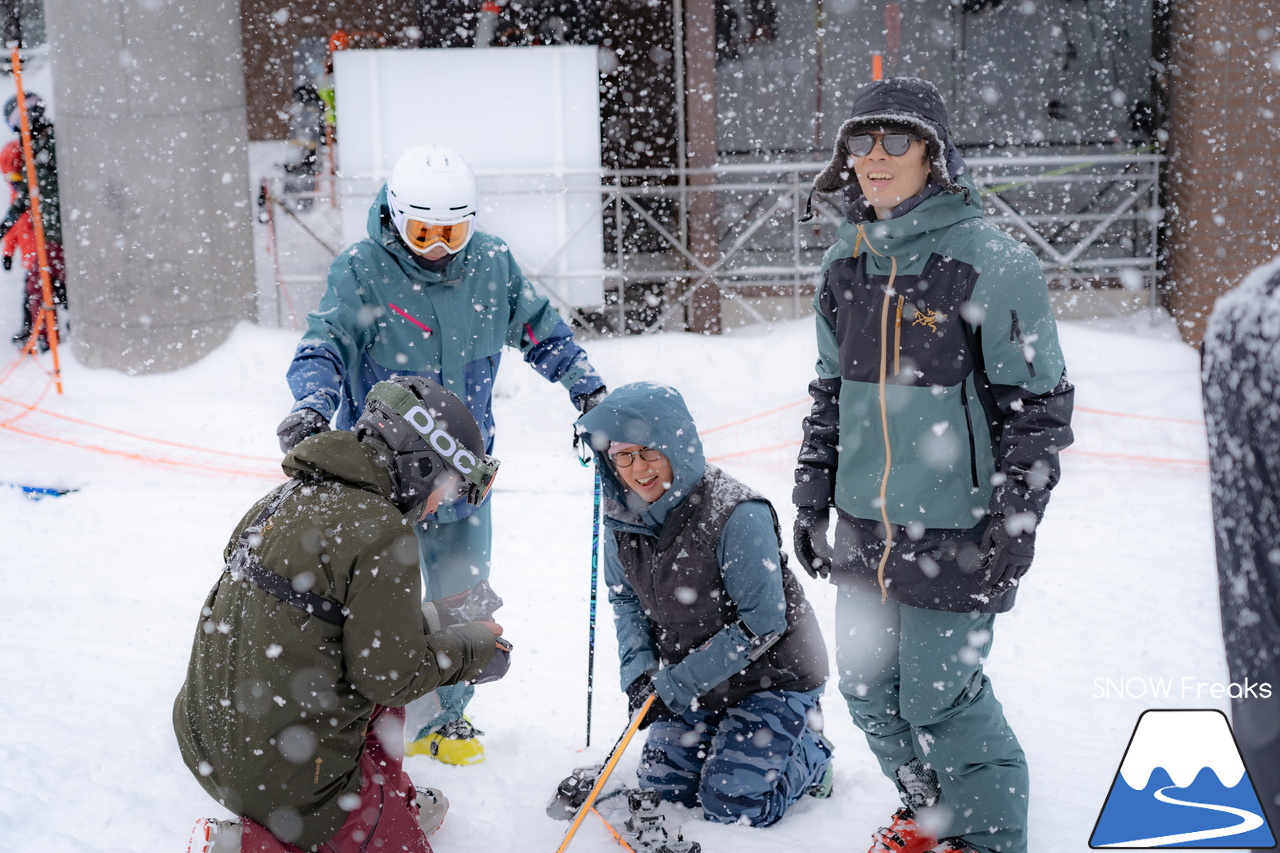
[{"xmin": 1093, "ymin": 676, "xmax": 1273, "ymax": 701}]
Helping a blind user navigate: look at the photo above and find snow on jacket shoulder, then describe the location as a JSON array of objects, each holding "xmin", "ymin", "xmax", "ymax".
[{"xmin": 172, "ymin": 430, "xmax": 494, "ymax": 850}]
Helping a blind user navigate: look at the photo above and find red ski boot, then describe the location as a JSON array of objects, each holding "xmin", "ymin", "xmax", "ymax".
[{"xmin": 868, "ymin": 808, "xmax": 938, "ymax": 853}]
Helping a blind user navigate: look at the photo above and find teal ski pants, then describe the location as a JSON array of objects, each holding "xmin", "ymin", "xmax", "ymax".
[
  {"xmin": 835, "ymin": 588, "xmax": 1028, "ymax": 853},
  {"xmin": 414, "ymin": 503, "xmax": 492, "ymax": 736}
]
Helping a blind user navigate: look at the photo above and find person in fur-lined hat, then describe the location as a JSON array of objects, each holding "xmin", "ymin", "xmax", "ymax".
[{"xmin": 793, "ymin": 76, "xmax": 1074, "ymax": 853}]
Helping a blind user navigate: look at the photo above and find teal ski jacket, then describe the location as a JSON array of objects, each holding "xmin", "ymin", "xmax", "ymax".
[
  {"xmin": 798, "ymin": 171, "xmax": 1073, "ymax": 529},
  {"xmin": 796, "ymin": 166, "xmax": 1074, "ymax": 611},
  {"xmin": 286, "ymin": 187, "xmax": 603, "ymax": 521}
]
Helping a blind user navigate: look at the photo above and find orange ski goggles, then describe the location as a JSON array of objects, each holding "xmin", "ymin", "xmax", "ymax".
[{"xmin": 401, "ymin": 218, "xmax": 473, "ymax": 253}]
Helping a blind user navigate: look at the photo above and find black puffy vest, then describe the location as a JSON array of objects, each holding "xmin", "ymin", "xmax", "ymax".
[{"xmin": 613, "ymin": 466, "xmax": 828, "ymax": 710}]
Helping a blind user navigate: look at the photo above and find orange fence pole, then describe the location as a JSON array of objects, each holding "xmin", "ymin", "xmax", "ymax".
[
  {"xmin": 871, "ymin": 52, "xmax": 883, "ymax": 81},
  {"xmin": 10, "ymin": 46, "xmax": 62, "ymax": 394}
]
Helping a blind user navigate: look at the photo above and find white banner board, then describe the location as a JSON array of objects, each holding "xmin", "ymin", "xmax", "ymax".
[{"xmin": 333, "ymin": 46, "xmax": 604, "ymax": 307}]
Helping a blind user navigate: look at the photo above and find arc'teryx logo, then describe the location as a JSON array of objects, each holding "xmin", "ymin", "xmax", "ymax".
[
  {"xmin": 404, "ymin": 405, "xmax": 477, "ymax": 475},
  {"xmin": 912, "ymin": 307, "xmax": 942, "ymax": 333}
]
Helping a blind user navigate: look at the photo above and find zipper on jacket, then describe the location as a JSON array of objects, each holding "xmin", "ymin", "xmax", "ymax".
[
  {"xmin": 959, "ymin": 378, "xmax": 981, "ymax": 491},
  {"xmin": 894, "ymin": 296, "xmax": 904, "ymax": 378},
  {"xmin": 1010, "ymin": 310, "xmax": 1037, "ymax": 378}
]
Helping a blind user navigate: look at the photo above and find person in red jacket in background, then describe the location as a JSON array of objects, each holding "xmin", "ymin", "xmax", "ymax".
[
  {"xmin": 1, "ymin": 94, "xmax": 64, "ymax": 351},
  {"xmin": 1, "ymin": 139, "xmax": 37, "ymax": 343}
]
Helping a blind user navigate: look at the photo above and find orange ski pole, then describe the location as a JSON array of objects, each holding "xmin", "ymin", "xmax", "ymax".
[{"xmin": 555, "ymin": 695, "xmax": 654, "ymax": 853}]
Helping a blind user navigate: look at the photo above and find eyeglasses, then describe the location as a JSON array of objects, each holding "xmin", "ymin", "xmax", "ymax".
[
  {"xmin": 401, "ymin": 218, "xmax": 472, "ymax": 253},
  {"xmin": 847, "ymin": 132, "xmax": 919, "ymax": 158},
  {"xmin": 610, "ymin": 447, "xmax": 664, "ymax": 468}
]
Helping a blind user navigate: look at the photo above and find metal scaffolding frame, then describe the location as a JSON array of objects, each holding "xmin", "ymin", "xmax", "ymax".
[{"xmin": 261, "ymin": 150, "xmax": 1164, "ymax": 331}]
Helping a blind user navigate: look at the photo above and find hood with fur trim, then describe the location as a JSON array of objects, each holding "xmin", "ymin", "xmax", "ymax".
[{"xmin": 812, "ymin": 76, "xmax": 969, "ymax": 208}]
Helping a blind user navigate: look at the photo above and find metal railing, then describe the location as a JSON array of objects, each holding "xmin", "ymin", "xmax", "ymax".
[{"xmin": 259, "ymin": 150, "xmax": 1164, "ymax": 331}]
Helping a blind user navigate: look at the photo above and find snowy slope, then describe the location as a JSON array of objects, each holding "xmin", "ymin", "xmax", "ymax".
[{"xmin": 0, "ymin": 311, "xmax": 1234, "ymax": 853}]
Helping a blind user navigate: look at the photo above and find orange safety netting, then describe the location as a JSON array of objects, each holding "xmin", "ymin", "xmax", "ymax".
[
  {"xmin": 0, "ymin": 354, "xmax": 284, "ymax": 481},
  {"xmin": 703, "ymin": 397, "xmax": 1209, "ymax": 473},
  {"xmin": 2, "ymin": 347, "xmax": 1207, "ymax": 483}
]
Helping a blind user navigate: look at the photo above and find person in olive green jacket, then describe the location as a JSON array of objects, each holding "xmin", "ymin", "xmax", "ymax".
[{"xmin": 174, "ymin": 377, "xmax": 508, "ymax": 853}]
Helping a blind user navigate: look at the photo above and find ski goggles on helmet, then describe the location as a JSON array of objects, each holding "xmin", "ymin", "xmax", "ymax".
[
  {"xmin": 400, "ymin": 217, "xmax": 473, "ymax": 253},
  {"xmin": 847, "ymin": 132, "xmax": 919, "ymax": 158},
  {"xmin": 455, "ymin": 452, "xmax": 500, "ymax": 506}
]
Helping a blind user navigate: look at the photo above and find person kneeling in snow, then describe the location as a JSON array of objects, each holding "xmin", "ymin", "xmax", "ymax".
[
  {"xmin": 575, "ymin": 382, "xmax": 833, "ymax": 827},
  {"xmin": 173, "ymin": 376, "xmax": 510, "ymax": 853}
]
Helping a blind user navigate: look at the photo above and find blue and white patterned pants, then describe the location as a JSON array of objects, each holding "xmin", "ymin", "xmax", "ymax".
[{"xmin": 637, "ymin": 689, "xmax": 832, "ymax": 827}]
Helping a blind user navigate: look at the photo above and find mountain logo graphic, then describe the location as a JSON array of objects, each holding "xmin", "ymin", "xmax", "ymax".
[{"xmin": 1090, "ymin": 709, "xmax": 1276, "ymax": 848}]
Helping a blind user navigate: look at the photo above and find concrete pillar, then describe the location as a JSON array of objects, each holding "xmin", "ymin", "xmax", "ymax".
[
  {"xmin": 683, "ymin": 0, "xmax": 720, "ymax": 334},
  {"xmin": 45, "ymin": 0, "xmax": 255, "ymax": 372},
  {"xmin": 1164, "ymin": 3, "xmax": 1280, "ymax": 345}
]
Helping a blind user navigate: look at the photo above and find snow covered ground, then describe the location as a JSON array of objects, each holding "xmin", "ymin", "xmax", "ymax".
[{"xmin": 0, "ymin": 306, "xmax": 1235, "ymax": 853}]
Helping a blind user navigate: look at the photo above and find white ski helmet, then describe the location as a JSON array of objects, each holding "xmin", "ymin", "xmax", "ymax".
[{"xmin": 387, "ymin": 144, "xmax": 479, "ymax": 256}]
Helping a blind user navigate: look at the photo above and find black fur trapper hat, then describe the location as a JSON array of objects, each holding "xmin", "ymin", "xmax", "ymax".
[{"xmin": 812, "ymin": 76, "xmax": 967, "ymax": 199}]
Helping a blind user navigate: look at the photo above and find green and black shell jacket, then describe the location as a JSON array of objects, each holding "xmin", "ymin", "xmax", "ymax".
[
  {"xmin": 796, "ymin": 173, "xmax": 1074, "ymax": 612},
  {"xmin": 173, "ymin": 431, "xmax": 494, "ymax": 851}
]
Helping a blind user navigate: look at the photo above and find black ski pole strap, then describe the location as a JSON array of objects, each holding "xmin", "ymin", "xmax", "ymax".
[
  {"xmin": 230, "ymin": 552, "xmax": 347, "ymax": 626},
  {"xmin": 222, "ymin": 477, "xmax": 347, "ymax": 627},
  {"xmin": 243, "ymin": 477, "xmax": 305, "ymax": 538}
]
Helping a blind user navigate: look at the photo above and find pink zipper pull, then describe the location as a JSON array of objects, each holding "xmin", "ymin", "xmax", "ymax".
[{"xmin": 389, "ymin": 303, "xmax": 433, "ymax": 337}]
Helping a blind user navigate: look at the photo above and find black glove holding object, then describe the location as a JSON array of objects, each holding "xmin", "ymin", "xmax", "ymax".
[
  {"xmin": 469, "ymin": 636, "xmax": 513, "ymax": 684},
  {"xmin": 573, "ymin": 385, "xmax": 608, "ymax": 414},
  {"xmin": 625, "ymin": 672, "xmax": 676, "ymax": 730},
  {"xmin": 978, "ymin": 513, "xmax": 1036, "ymax": 591},
  {"xmin": 2, "ymin": 254, "xmax": 11, "ymax": 271},
  {"xmin": 793, "ymin": 506, "xmax": 834, "ymax": 580},
  {"xmin": 276, "ymin": 407, "xmax": 331, "ymax": 453}
]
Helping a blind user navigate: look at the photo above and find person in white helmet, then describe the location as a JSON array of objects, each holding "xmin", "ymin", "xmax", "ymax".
[{"xmin": 277, "ymin": 143, "xmax": 607, "ymax": 766}]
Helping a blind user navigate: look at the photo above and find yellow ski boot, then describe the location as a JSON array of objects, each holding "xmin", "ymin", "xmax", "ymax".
[{"xmin": 406, "ymin": 717, "xmax": 485, "ymax": 765}]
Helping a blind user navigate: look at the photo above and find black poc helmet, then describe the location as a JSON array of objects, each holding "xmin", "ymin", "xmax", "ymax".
[
  {"xmin": 3, "ymin": 92, "xmax": 45, "ymax": 134},
  {"xmin": 355, "ymin": 376, "xmax": 499, "ymax": 514}
]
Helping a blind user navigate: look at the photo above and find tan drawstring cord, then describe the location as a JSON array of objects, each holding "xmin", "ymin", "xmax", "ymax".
[{"xmin": 856, "ymin": 224, "xmax": 898, "ymax": 602}]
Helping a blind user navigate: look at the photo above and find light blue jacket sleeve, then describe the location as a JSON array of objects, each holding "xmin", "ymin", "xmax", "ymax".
[
  {"xmin": 651, "ymin": 501, "xmax": 789, "ymax": 712},
  {"xmin": 605, "ymin": 532, "xmax": 660, "ymax": 691}
]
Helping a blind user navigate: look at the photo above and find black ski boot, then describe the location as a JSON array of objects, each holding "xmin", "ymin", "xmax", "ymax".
[{"xmin": 546, "ymin": 765, "xmax": 603, "ymax": 820}]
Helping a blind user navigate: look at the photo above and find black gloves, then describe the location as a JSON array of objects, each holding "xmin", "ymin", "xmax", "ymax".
[
  {"xmin": 793, "ymin": 506, "xmax": 834, "ymax": 579},
  {"xmin": 2, "ymin": 254, "xmax": 11, "ymax": 271},
  {"xmin": 573, "ymin": 386, "xmax": 608, "ymax": 414},
  {"xmin": 420, "ymin": 582, "xmax": 511, "ymax": 684},
  {"xmin": 625, "ymin": 673, "xmax": 675, "ymax": 730},
  {"xmin": 978, "ymin": 514, "xmax": 1036, "ymax": 591},
  {"xmin": 470, "ymin": 636, "xmax": 513, "ymax": 684},
  {"xmin": 276, "ymin": 407, "xmax": 330, "ymax": 453}
]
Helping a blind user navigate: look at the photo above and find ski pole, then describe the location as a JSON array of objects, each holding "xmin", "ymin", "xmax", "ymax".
[
  {"xmin": 555, "ymin": 695, "xmax": 654, "ymax": 853},
  {"xmin": 586, "ymin": 465, "xmax": 601, "ymax": 747}
]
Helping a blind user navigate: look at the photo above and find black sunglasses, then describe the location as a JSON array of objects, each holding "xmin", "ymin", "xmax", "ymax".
[{"xmin": 847, "ymin": 132, "xmax": 919, "ymax": 158}]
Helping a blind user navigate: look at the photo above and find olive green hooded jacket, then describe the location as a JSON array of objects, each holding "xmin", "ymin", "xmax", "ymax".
[{"xmin": 173, "ymin": 430, "xmax": 495, "ymax": 850}]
